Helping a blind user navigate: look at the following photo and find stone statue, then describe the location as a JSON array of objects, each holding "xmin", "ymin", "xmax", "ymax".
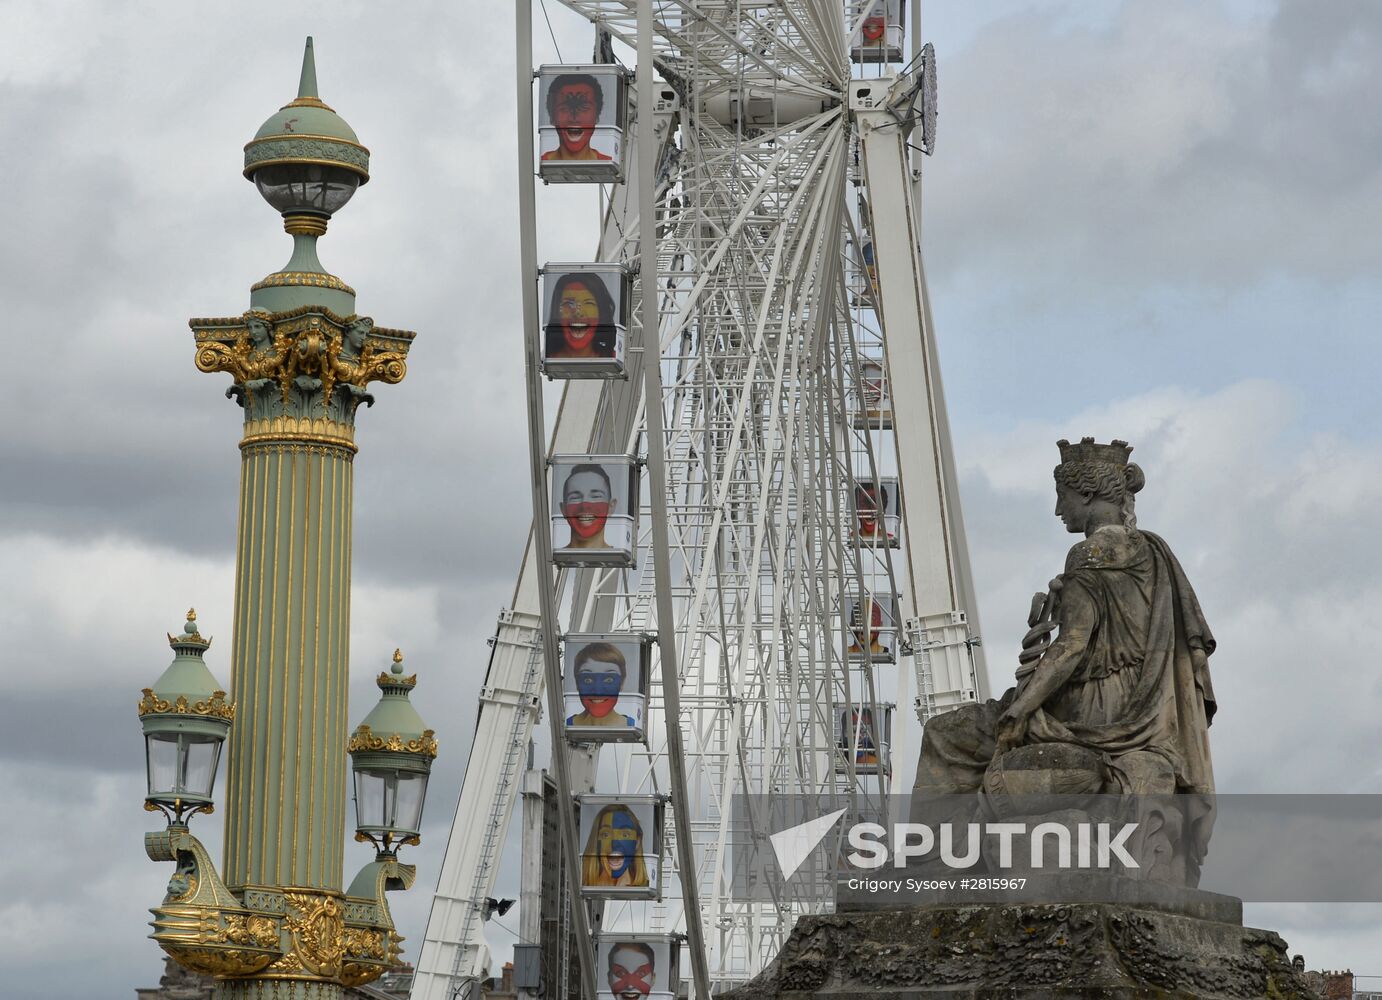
[
  {"xmin": 726, "ymin": 440, "xmax": 1323, "ymax": 999},
  {"xmin": 913, "ymin": 438, "xmax": 1218, "ymax": 880}
]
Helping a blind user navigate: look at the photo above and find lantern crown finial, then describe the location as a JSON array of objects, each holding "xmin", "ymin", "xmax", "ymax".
[{"xmin": 169, "ymin": 608, "xmax": 211, "ymax": 651}]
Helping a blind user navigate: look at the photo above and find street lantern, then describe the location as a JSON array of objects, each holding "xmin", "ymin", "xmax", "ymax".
[
  {"xmin": 348, "ymin": 649, "xmax": 437, "ymax": 853},
  {"xmin": 137, "ymin": 610, "xmax": 234, "ymax": 825}
]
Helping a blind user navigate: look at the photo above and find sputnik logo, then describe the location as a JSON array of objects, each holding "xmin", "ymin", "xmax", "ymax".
[{"xmin": 768, "ymin": 808, "xmax": 847, "ymax": 880}]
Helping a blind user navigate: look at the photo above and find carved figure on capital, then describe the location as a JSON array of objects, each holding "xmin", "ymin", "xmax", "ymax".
[{"xmin": 193, "ymin": 310, "xmax": 409, "ymax": 427}]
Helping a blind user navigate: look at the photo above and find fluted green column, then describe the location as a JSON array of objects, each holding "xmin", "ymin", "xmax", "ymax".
[
  {"xmin": 226, "ymin": 413, "xmax": 355, "ymax": 892},
  {"xmin": 191, "ymin": 306, "xmax": 411, "ymax": 1000}
]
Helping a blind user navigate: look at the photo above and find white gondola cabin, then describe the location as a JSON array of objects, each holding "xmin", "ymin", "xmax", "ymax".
[
  {"xmin": 540, "ymin": 263, "xmax": 631, "ymax": 378},
  {"xmin": 835, "ymin": 703, "xmax": 894, "ymax": 776},
  {"xmin": 843, "ymin": 591, "xmax": 900, "ymax": 664},
  {"xmin": 537, "ymin": 65, "xmax": 628, "ymax": 183},
  {"xmin": 576, "ymin": 793, "xmax": 665, "ymax": 899},
  {"xmin": 550, "ymin": 454, "xmax": 639, "ymax": 567},
  {"xmin": 852, "ymin": 358, "xmax": 893, "ymax": 430},
  {"xmin": 562, "ymin": 633, "xmax": 652, "ymax": 744},
  {"xmin": 852, "ymin": 476, "xmax": 901, "ymax": 549},
  {"xmin": 851, "ymin": 0, "xmax": 905, "ymax": 64},
  {"xmin": 594, "ymin": 934, "xmax": 681, "ymax": 1000}
]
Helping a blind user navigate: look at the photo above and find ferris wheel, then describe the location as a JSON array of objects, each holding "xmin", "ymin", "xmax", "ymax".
[{"xmin": 412, "ymin": 2, "xmax": 988, "ymax": 997}]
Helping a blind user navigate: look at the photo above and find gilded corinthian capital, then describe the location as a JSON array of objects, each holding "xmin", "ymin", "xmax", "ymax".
[{"xmin": 191, "ymin": 306, "xmax": 415, "ymax": 433}]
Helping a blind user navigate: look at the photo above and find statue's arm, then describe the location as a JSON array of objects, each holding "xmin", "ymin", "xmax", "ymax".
[
  {"xmin": 1012, "ymin": 580, "xmax": 1096, "ymax": 712},
  {"xmin": 995, "ymin": 579, "xmax": 1097, "ymax": 752}
]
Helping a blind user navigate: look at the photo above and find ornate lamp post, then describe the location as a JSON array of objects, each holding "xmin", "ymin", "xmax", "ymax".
[{"xmin": 140, "ymin": 38, "xmax": 429, "ymax": 999}]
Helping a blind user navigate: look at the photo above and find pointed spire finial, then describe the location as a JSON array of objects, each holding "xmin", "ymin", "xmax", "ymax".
[{"xmin": 297, "ymin": 36, "xmax": 318, "ymax": 99}]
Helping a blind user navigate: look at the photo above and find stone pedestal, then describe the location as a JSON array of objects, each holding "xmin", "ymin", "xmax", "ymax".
[{"xmin": 723, "ymin": 896, "xmax": 1316, "ymax": 999}]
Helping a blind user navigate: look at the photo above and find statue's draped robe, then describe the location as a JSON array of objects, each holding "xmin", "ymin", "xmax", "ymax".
[
  {"xmin": 1030, "ymin": 527, "xmax": 1215, "ymax": 793},
  {"xmin": 913, "ymin": 526, "xmax": 1217, "ymax": 861}
]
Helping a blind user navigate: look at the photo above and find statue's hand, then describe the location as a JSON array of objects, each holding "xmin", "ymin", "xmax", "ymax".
[{"xmin": 994, "ymin": 705, "xmax": 1030, "ymax": 757}]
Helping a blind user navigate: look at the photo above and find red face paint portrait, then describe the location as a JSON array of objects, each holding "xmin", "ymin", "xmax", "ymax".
[
  {"xmin": 560, "ymin": 466, "xmax": 615, "ymax": 549},
  {"xmin": 607, "ymin": 942, "xmax": 656, "ymax": 998},
  {"xmin": 542, "ymin": 75, "xmax": 614, "ymax": 162}
]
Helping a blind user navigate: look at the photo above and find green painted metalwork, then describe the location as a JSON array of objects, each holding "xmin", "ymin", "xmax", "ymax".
[
  {"xmin": 243, "ymin": 38, "xmax": 370, "ymax": 181},
  {"xmin": 141, "ymin": 37, "xmax": 421, "ymax": 1000},
  {"xmin": 140, "ymin": 612, "xmax": 233, "ymax": 742}
]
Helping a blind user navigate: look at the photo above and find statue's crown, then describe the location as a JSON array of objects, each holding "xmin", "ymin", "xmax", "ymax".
[{"xmin": 1057, "ymin": 437, "xmax": 1133, "ymax": 466}]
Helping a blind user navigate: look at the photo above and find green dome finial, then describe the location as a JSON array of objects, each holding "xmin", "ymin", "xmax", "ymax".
[
  {"xmin": 243, "ymin": 39, "xmax": 369, "ymax": 184},
  {"xmin": 298, "ymin": 36, "xmax": 319, "ymax": 100},
  {"xmin": 392, "ymin": 648, "xmax": 404, "ymax": 676}
]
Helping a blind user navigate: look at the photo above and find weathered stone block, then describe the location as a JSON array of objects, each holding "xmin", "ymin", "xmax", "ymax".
[{"xmin": 722, "ymin": 902, "xmax": 1315, "ymax": 1000}]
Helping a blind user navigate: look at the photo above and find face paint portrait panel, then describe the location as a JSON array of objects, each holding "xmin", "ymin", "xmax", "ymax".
[
  {"xmin": 597, "ymin": 936, "xmax": 675, "ymax": 1000},
  {"xmin": 578, "ymin": 797, "xmax": 661, "ymax": 895},
  {"xmin": 550, "ymin": 459, "xmax": 636, "ymax": 559},
  {"xmin": 838, "ymin": 705, "xmax": 892, "ymax": 774},
  {"xmin": 563, "ymin": 637, "xmax": 646, "ymax": 740},
  {"xmin": 852, "ymin": 476, "xmax": 900, "ymax": 546},
  {"xmin": 538, "ymin": 69, "xmax": 622, "ymax": 163},
  {"xmin": 542, "ymin": 269, "xmax": 625, "ymax": 364},
  {"xmin": 851, "ymin": 0, "xmax": 905, "ymax": 64},
  {"xmin": 844, "ymin": 594, "xmax": 899, "ymax": 662}
]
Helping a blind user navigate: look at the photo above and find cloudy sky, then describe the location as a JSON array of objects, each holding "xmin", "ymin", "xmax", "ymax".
[{"xmin": 2, "ymin": 1, "xmax": 1379, "ymax": 996}]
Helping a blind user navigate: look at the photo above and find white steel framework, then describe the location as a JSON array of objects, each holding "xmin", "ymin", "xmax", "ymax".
[{"xmin": 413, "ymin": 3, "xmax": 987, "ymax": 998}]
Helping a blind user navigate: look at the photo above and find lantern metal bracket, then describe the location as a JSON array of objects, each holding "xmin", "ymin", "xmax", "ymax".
[
  {"xmin": 145, "ymin": 824, "xmax": 417, "ymax": 988},
  {"xmin": 145, "ymin": 826, "xmax": 283, "ymax": 979}
]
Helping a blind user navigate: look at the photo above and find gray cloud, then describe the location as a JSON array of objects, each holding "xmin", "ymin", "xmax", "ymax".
[
  {"xmin": 928, "ymin": 0, "xmax": 1382, "ymax": 292},
  {"xmin": 2, "ymin": 0, "xmax": 1379, "ymax": 996}
]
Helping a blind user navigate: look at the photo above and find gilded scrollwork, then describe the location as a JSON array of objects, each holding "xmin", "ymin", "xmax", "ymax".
[
  {"xmin": 250, "ymin": 271, "xmax": 356, "ymax": 295},
  {"xmin": 138, "ymin": 687, "xmax": 236, "ymax": 722},
  {"xmin": 346, "ymin": 723, "xmax": 439, "ymax": 758},
  {"xmin": 221, "ymin": 913, "xmax": 281, "ymax": 950},
  {"xmin": 282, "ymin": 890, "xmax": 346, "ymax": 978},
  {"xmin": 163, "ymin": 944, "xmax": 277, "ymax": 979},
  {"xmin": 343, "ymin": 927, "xmax": 387, "ymax": 960}
]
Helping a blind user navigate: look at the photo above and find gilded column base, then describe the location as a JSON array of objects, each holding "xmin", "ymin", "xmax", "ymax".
[{"xmin": 147, "ymin": 829, "xmax": 414, "ymax": 991}]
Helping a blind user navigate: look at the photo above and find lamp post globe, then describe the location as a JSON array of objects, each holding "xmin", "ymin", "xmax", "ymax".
[
  {"xmin": 137, "ymin": 610, "xmax": 233, "ymax": 826},
  {"xmin": 242, "ymin": 35, "xmax": 369, "ymax": 316},
  {"xmin": 243, "ymin": 36, "xmax": 368, "ymax": 226},
  {"xmin": 349, "ymin": 649, "xmax": 438, "ymax": 854}
]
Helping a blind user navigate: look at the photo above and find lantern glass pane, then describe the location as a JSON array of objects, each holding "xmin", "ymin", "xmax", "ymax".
[
  {"xmin": 394, "ymin": 771, "xmax": 428, "ymax": 833},
  {"xmin": 146, "ymin": 734, "xmax": 179, "ymax": 797},
  {"xmin": 354, "ymin": 769, "xmax": 386, "ymax": 830},
  {"xmin": 181, "ymin": 736, "xmax": 221, "ymax": 799},
  {"xmin": 253, "ymin": 164, "xmax": 360, "ymax": 215}
]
